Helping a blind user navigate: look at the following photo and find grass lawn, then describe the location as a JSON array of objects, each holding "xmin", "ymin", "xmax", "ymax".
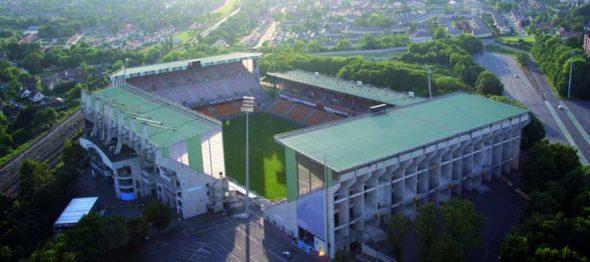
[
  {"xmin": 222, "ymin": 113, "xmax": 301, "ymax": 200},
  {"xmin": 173, "ymin": 30, "xmax": 196, "ymax": 42},
  {"xmin": 212, "ymin": 0, "xmax": 238, "ymax": 16},
  {"xmin": 499, "ymin": 36, "xmax": 535, "ymax": 44}
]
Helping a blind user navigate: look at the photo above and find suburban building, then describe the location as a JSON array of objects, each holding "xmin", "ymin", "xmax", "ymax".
[
  {"xmin": 264, "ymin": 93, "xmax": 530, "ymax": 257},
  {"xmin": 53, "ymin": 197, "xmax": 99, "ymax": 233}
]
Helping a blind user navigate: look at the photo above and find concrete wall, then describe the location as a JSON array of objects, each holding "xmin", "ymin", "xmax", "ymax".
[
  {"xmin": 201, "ymin": 128, "xmax": 226, "ymax": 179},
  {"xmin": 269, "ymin": 113, "xmax": 529, "ymax": 258}
]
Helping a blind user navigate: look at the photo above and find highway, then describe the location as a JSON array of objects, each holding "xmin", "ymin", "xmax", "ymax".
[
  {"xmin": 475, "ymin": 52, "xmax": 590, "ymax": 165},
  {"xmin": 0, "ymin": 109, "xmax": 84, "ymax": 198}
]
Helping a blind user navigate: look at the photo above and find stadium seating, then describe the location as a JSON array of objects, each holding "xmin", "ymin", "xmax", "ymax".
[
  {"xmin": 127, "ymin": 62, "xmax": 262, "ymax": 108},
  {"xmin": 265, "ymin": 98, "xmax": 342, "ymax": 126}
]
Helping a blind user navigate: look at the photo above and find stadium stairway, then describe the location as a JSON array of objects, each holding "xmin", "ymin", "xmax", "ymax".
[
  {"xmin": 301, "ymin": 109, "xmax": 317, "ymax": 124},
  {"xmin": 281, "ymin": 103, "xmax": 297, "ymax": 117}
]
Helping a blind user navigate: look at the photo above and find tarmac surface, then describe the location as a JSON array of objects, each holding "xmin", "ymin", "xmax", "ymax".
[
  {"xmin": 75, "ymin": 169, "xmax": 321, "ymax": 262},
  {"xmin": 475, "ymin": 52, "xmax": 590, "ymax": 165}
]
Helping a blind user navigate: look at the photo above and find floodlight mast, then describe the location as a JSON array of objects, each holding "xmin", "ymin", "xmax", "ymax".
[
  {"xmin": 240, "ymin": 96, "xmax": 255, "ymax": 218},
  {"xmin": 425, "ymin": 65, "xmax": 432, "ymax": 100}
]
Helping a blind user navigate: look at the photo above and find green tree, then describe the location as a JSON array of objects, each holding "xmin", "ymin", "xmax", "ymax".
[
  {"xmin": 516, "ymin": 52, "xmax": 529, "ymax": 67},
  {"xmin": 333, "ymin": 39, "xmax": 353, "ymax": 51},
  {"xmin": 21, "ymin": 52, "xmax": 44, "ymax": 74},
  {"xmin": 433, "ymin": 27, "xmax": 448, "ymax": 40},
  {"xmin": 142, "ymin": 201, "xmax": 173, "ymax": 231},
  {"xmin": 386, "ymin": 215, "xmax": 410, "ymax": 258},
  {"xmin": 127, "ymin": 217, "xmax": 149, "ymax": 246},
  {"xmin": 415, "ymin": 199, "xmax": 484, "ymax": 261},
  {"xmin": 521, "ymin": 116, "xmax": 545, "ymax": 150},
  {"xmin": 522, "ymin": 140, "xmax": 580, "ymax": 192},
  {"xmin": 475, "ymin": 71, "xmax": 504, "ymax": 95}
]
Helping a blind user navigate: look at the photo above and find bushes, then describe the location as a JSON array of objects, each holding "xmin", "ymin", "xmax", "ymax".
[{"xmin": 475, "ymin": 71, "xmax": 504, "ymax": 95}]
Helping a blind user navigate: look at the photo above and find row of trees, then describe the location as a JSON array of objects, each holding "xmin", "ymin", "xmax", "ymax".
[
  {"xmin": 31, "ymin": 201, "xmax": 173, "ymax": 261},
  {"xmin": 386, "ymin": 199, "xmax": 485, "ymax": 261},
  {"xmin": 531, "ymin": 35, "xmax": 590, "ymax": 99},
  {"xmin": 500, "ymin": 140, "xmax": 590, "ymax": 260},
  {"xmin": 262, "ymin": 34, "xmax": 503, "ymax": 97}
]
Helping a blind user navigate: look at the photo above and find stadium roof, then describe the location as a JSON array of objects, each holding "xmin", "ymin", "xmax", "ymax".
[
  {"xmin": 111, "ymin": 52, "xmax": 262, "ymax": 78},
  {"xmin": 268, "ymin": 70, "xmax": 425, "ymax": 107},
  {"xmin": 275, "ymin": 93, "xmax": 528, "ymax": 173},
  {"xmin": 91, "ymin": 85, "xmax": 219, "ymax": 147},
  {"xmin": 54, "ymin": 197, "xmax": 98, "ymax": 227}
]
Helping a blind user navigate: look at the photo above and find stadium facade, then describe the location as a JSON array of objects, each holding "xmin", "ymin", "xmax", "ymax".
[
  {"xmin": 264, "ymin": 93, "xmax": 530, "ymax": 257},
  {"xmin": 80, "ymin": 53, "xmax": 261, "ymax": 218}
]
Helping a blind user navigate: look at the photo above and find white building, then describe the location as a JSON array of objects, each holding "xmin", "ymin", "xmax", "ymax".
[
  {"xmin": 80, "ymin": 85, "xmax": 227, "ymax": 218},
  {"xmin": 264, "ymin": 93, "xmax": 530, "ymax": 258}
]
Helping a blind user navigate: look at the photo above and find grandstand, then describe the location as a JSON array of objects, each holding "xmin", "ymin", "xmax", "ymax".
[
  {"xmin": 264, "ymin": 70, "xmax": 425, "ymax": 126},
  {"xmin": 111, "ymin": 53, "xmax": 264, "ymax": 113},
  {"xmin": 265, "ymin": 92, "xmax": 531, "ymax": 258}
]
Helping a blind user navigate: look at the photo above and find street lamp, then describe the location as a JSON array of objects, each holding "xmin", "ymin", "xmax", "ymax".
[
  {"xmin": 425, "ymin": 65, "xmax": 432, "ymax": 99},
  {"xmin": 567, "ymin": 50, "xmax": 574, "ymax": 100},
  {"xmin": 240, "ymin": 96, "xmax": 255, "ymax": 218}
]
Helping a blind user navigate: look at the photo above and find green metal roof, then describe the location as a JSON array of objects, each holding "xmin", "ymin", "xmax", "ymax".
[
  {"xmin": 111, "ymin": 52, "xmax": 262, "ymax": 78},
  {"xmin": 92, "ymin": 85, "xmax": 219, "ymax": 148},
  {"xmin": 275, "ymin": 93, "xmax": 528, "ymax": 172},
  {"xmin": 268, "ymin": 70, "xmax": 426, "ymax": 107}
]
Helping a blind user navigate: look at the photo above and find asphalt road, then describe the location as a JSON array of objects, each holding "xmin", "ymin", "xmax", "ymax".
[
  {"xmin": 137, "ymin": 211, "xmax": 322, "ymax": 262},
  {"xmin": 475, "ymin": 52, "xmax": 590, "ymax": 165}
]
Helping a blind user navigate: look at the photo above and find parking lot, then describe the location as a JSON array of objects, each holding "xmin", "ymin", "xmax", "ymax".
[
  {"xmin": 74, "ymin": 169, "xmax": 321, "ymax": 262},
  {"xmin": 136, "ymin": 211, "xmax": 322, "ymax": 262}
]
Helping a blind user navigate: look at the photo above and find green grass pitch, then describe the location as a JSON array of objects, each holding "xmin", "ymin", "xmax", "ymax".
[{"xmin": 222, "ymin": 113, "xmax": 301, "ymax": 200}]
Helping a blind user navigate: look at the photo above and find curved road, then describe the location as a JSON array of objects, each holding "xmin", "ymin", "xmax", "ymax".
[{"xmin": 475, "ymin": 52, "xmax": 590, "ymax": 165}]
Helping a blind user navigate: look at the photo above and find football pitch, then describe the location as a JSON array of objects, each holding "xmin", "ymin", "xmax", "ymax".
[{"xmin": 222, "ymin": 113, "xmax": 301, "ymax": 200}]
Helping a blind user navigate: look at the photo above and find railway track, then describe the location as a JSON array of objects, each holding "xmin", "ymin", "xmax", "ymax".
[{"xmin": 0, "ymin": 110, "xmax": 84, "ymax": 198}]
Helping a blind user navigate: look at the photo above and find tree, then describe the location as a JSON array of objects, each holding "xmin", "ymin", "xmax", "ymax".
[
  {"xmin": 386, "ymin": 215, "xmax": 410, "ymax": 259},
  {"xmin": 521, "ymin": 115, "xmax": 545, "ymax": 150},
  {"xmin": 516, "ymin": 52, "xmax": 529, "ymax": 67},
  {"xmin": 433, "ymin": 27, "xmax": 448, "ymax": 40},
  {"xmin": 522, "ymin": 140, "xmax": 580, "ymax": 192},
  {"xmin": 333, "ymin": 39, "xmax": 352, "ymax": 51},
  {"xmin": 142, "ymin": 201, "xmax": 173, "ymax": 231},
  {"xmin": 415, "ymin": 199, "xmax": 484, "ymax": 262},
  {"xmin": 127, "ymin": 217, "xmax": 149, "ymax": 246},
  {"xmin": 475, "ymin": 71, "xmax": 504, "ymax": 95},
  {"xmin": 21, "ymin": 52, "xmax": 44, "ymax": 74}
]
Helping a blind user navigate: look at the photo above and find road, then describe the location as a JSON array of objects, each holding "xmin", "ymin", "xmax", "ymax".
[
  {"xmin": 138, "ymin": 209, "xmax": 322, "ymax": 262},
  {"xmin": 255, "ymin": 21, "xmax": 277, "ymax": 49},
  {"xmin": 0, "ymin": 109, "xmax": 84, "ymax": 197},
  {"xmin": 475, "ymin": 52, "xmax": 590, "ymax": 165}
]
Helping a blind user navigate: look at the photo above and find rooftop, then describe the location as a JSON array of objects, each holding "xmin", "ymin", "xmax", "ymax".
[
  {"xmin": 91, "ymin": 85, "xmax": 219, "ymax": 148},
  {"xmin": 275, "ymin": 93, "xmax": 528, "ymax": 173},
  {"xmin": 268, "ymin": 70, "xmax": 425, "ymax": 107},
  {"xmin": 54, "ymin": 197, "xmax": 99, "ymax": 226},
  {"xmin": 112, "ymin": 52, "xmax": 262, "ymax": 78}
]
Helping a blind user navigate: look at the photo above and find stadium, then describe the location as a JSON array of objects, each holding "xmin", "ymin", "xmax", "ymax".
[{"xmin": 80, "ymin": 53, "xmax": 530, "ymax": 258}]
